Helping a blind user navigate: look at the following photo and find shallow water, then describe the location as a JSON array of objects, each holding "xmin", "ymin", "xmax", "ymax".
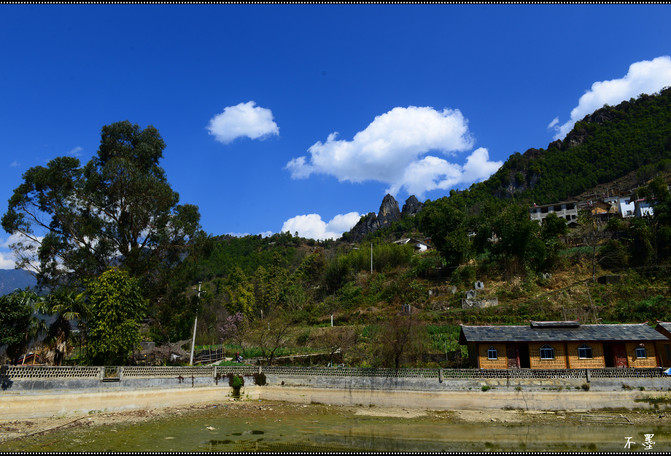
[{"xmin": 3, "ymin": 406, "xmax": 670, "ymax": 452}]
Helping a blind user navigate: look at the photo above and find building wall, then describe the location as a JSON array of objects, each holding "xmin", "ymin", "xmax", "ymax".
[
  {"xmin": 626, "ymin": 342, "xmax": 658, "ymax": 368},
  {"xmin": 529, "ymin": 342, "xmax": 567, "ymax": 369},
  {"xmin": 477, "ymin": 343, "xmax": 508, "ymax": 369},
  {"xmin": 656, "ymin": 341, "xmax": 671, "ymax": 367},
  {"xmin": 566, "ymin": 342, "xmax": 606, "ymax": 369}
]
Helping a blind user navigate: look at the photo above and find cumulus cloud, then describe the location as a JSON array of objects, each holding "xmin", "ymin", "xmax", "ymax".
[
  {"xmin": 552, "ymin": 56, "xmax": 671, "ymax": 139},
  {"xmin": 281, "ymin": 212, "xmax": 361, "ymax": 241},
  {"xmin": 10, "ymin": 160, "xmax": 19, "ymax": 167},
  {"xmin": 287, "ymin": 106, "xmax": 502, "ymax": 198},
  {"xmin": 389, "ymin": 148, "xmax": 503, "ymax": 197},
  {"xmin": 207, "ymin": 101, "xmax": 279, "ymax": 144}
]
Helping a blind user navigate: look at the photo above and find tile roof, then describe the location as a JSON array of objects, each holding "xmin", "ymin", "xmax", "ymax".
[
  {"xmin": 657, "ymin": 322, "xmax": 671, "ymax": 337},
  {"xmin": 459, "ymin": 323, "xmax": 668, "ymax": 344}
]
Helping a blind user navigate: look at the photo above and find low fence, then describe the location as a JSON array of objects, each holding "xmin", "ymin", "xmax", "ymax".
[{"xmin": 1, "ymin": 365, "xmax": 666, "ymax": 381}]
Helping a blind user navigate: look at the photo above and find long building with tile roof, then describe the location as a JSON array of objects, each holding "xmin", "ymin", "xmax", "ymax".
[{"xmin": 459, "ymin": 321, "xmax": 669, "ymax": 369}]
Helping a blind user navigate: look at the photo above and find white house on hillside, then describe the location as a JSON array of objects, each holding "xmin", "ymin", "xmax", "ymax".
[
  {"xmin": 635, "ymin": 199, "xmax": 654, "ymax": 217},
  {"xmin": 394, "ymin": 238, "xmax": 430, "ymax": 252},
  {"xmin": 529, "ymin": 202, "xmax": 578, "ymax": 225},
  {"xmin": 618, "ymin": 197, "xmax": 636, "ymax": 218}
]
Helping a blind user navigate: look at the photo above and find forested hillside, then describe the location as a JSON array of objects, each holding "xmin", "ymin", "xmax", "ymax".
[{"xmin": 481, "ymin": 87, "xmax": 671, "ymax": 204}]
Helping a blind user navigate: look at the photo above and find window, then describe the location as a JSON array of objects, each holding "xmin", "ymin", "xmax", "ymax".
[
  {"xmin": 487, "ymin": 346, "xmax": 498, "ymax": 360},
  {"xmin": 540, "ymin": 344, "xmax": 555, "ymax": 360},
  {"xmin": 635, "ymin": 346, "xmax": 647, "ymax": 358},
  {"xmin": 578, "ymin": 344, "xmax": 593, "ymax": 359}
]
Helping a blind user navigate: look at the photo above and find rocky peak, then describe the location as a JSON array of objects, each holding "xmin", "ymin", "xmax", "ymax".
[
  {"xmin": 377, "ymin": 194, "xmax": 401, "ymax": 227},
  {"xmin": 401, "ymin": 195, "xmax": 423, "ymax": 217},
  {"xmin": 346, "ymin": 194, "xmax": 423, "ymax": 242}
]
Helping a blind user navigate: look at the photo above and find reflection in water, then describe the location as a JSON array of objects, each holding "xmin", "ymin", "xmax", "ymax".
[{"xmin": 2, "ymin": 406, "xmax": 670, "ymax": 452}]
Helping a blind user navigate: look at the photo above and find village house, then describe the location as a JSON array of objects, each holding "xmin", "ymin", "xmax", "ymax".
[
  {"xmin": 655, "ymin": 322, "xmax": 671, "ymax": 367},
  {"xmin": 393, "ymin": 238, "xmax": 430, "ymax": 252},
  {"xmin": 528, "ymin": 202, "xmax": 579, "ymax": 225},
  {"xmin": 634, "ymin": 198, "xmax": 654, "ymax": 217},
  {"xmin": 618, "ymin": 197, "xmax": 636, "ymax": 218},
  {"xmin": 459, "ymin": 321, "xmax": 668, "ymax": 369}
]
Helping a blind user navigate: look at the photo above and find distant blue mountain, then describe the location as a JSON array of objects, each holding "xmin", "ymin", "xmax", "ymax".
[{"xmin": 0, "ymin": 269, "xmax": 38, "ymax": 295}]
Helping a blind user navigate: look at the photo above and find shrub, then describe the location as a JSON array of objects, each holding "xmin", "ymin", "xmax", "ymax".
[
  {"xmin": 581, "ymin": 383, "xmax": 590, "ymax": 391},
  {"xmin": 481, "ymin": 385, "xmax": 491, "ymax": 392},
  {"xmin": 253, "ymin": 372, "xmax": 267, "ymax": 386},
  {"xmin": 228, "ymin": 373, "xmax": 245, "ymax": 390}
]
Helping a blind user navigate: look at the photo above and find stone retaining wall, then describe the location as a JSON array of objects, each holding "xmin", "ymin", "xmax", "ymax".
[{"xmin": 2, "ymin": 365, "xmax": 670, "ymax": 394}]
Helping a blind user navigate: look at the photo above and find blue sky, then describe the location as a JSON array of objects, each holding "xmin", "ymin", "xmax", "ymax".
[{"xmin": 2, "ymin": 4, "xmax": 671, "ymax": 268}]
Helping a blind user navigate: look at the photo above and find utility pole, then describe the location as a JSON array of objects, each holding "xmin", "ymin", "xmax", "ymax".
[
  {"xmin": 370, "ymin": 242, "xmax": 373, "ymax": 274},
  {"xmin": 189, "ymin": 282, "xmax": 204, "ymax": 366}
]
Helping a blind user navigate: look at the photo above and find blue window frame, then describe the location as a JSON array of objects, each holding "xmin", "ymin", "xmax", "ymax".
[
  {"xmin": 487, "ymin": 346, "xmax": 498, "ymax": 360},
  {"xmin": 578, "ymin": 344, "xmax": 593, "ymax": 359},
  {"xmin": 635, "ymin": 346, "xmax": 647, "ymax": 359},
  {"xmin": 540, "ymin": 344, "xmax": 555, "ymax": 360}
]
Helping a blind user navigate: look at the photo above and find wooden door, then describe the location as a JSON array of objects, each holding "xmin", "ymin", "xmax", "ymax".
[
  {"xmin": 507, "ymin": 343, "xmax": 520, "ymax": 369},
  {"xmin": 613, "ymin": 343, "xmax": 628, "ymax": 368}
]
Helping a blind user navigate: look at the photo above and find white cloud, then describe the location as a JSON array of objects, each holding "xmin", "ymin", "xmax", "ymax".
[
  {"xmin": 10, "ymin": 160, "xmax": 19, "ymax": 167},
  {"xmin": 552, "ymin": 56, "xmax": 671, "ymax": 139},
  {"xmin": 0, "ymin": 232, "xmax": 45, "ymax": 271},
  {"xmin": 68, "ymin": 146, "xmax": 83, "ymax": 157},
  {"xmin": 207, "ymin": 101, "xmax": 279, "ymax": 144},
  {"xmin": 389, "ymin": 148, "xmax": 503, "ymax": 198},
  {"xmin": 281, "ymin": 212, "xmax": 361, "ymax": 241},
  {"xmin": 547, "ymin": 117, "xmax": 559, "ymax": 130},
  {"xmin": 0, "ymin": 251, "xmax": 15, "ymax": 269},
  {"xmin": 287, "ymin": 106, "xmax": 502, "ymax": 198}
]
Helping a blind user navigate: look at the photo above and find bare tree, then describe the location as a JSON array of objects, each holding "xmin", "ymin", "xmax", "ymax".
[
  {"xmin": 371, "ymin": 314, "xmax": 427, "ymax": 369},
  {"xmin": 314, "ymin": 326, "xmax": 357, "ymax": 366},
  {"xmin": 244, "ymin": 309, "xmax": 293, "ymax": 365}
]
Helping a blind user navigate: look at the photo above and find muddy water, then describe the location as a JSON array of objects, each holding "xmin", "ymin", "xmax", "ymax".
[{"xmin": 2, "ymin": 406, "xmax": 670, "ymax": 452}]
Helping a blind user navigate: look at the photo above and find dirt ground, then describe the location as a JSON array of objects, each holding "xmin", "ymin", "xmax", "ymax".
[{"xmin": 0, "ymin": 399, "xmax": 668, "ymax": 445}]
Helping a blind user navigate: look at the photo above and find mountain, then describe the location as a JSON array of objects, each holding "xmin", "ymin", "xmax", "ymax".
[
  {"xmin": 479, "ymin": 87, "xmax": 671, "ymax": 204},
  {"xmin": 346, "ymin": 194, "xmax": 423, "ymax": 242},
  {"xmin": 0, "ymin": 269, "xmax": 37, "ymax": 295},
  {"xmin": 347, "ymin": 88, "xmax": 671, "ymax": 241}
]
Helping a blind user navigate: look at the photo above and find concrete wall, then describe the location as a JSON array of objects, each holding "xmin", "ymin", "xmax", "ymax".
[
  {"xmin": 0, "ymin": 386, "xmax": 249, "ymax": 419},
  {"xmin": 262, "ymin": 373, "xmax": 671, "ymax": 393},
  {"xmin": 2, "ymin": 372, "xmax": 671, "ymax": 419},
  {"xmin": 256, "ymin": 386, "xmax": 670, "ymax": 412},
  {"xmin": 1, "ymin": 375, "xmax": 249, "ymax": 393}
]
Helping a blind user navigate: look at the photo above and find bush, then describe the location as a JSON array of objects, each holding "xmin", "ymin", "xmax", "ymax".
[
  {"xmin": 481, "ymin": 385, "xmax": 491, "ymax": 392},
  {"xmin": 581, "ymin": 383, "xmax": 590, "ymax": 391},
  {"xmin": 228, "ymin": 373, "xmax": 244, "ymax": 389},
  {"xmin": 253, "ymin": 372, "xmax": 267, "ymax": 386}
]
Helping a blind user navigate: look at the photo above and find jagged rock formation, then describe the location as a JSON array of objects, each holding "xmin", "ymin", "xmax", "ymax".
[
  {"xmin": 347, "ymin": 194, "xmax": 423, "ymax": 242},
  {"xmin": 401, "ymin": 195, "xmax": 423, "ymax": 217},
  {"xmin": 377, "ymin": 194, "xmax": 401, "ymax": 227}
]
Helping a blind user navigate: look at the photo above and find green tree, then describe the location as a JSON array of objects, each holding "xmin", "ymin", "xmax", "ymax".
[
  {"xmin": 2, "ymin": 121, "xmax": 202, "ymax": 295},
  {"xmin": 487, "ymin": 204, "xmax": 540, "ymax": 277},
  {"xmin": 0, "ymin": 290, "xmax": 38, "ymax": 361},
  {"xmin": 85, "ymin": 267, "xmax": 147, "ymax": 365},
  {"xmin": 36, "ymin": 289, "xmax": 87, "ymax": 365},
  {"xmin": 417, "ymin": 198, "xmax": 470, "ymax": 268},
  {"xmin": 222, "ymin": 266, "xmax": 256, "ymax": 318}
]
